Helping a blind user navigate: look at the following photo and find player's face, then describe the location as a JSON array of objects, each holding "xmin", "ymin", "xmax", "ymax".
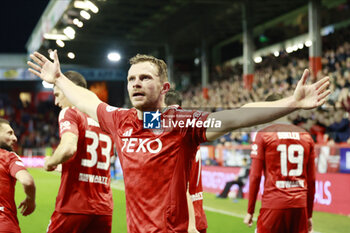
[
  {"xmin": 127, "ymin": 62, "xmax": 165, "ymax": 111},
  {"xmin": 54, "ymin": 86, "xmax": 70, "ymax": 109},
  {"xmin": 0, "ymin": 123, "xmax": 17, "ymax": 151}
]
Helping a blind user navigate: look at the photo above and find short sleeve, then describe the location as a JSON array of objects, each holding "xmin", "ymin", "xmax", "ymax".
[
  {"xmin": 250, "ymin": 131, "xmax": 265, "ymax": 160},
  {"xmin": 97, "ymin": 102, "xmax": 121, "ymax": 136},
  {"xmin": 58, "ymin": 107, "xmax": 79, "ymax": 137},
  {"xmin": 183, "ymin": 110, "xmax": 210, "ymax": 145},
  {"xmin": 8, "ymin": 152, "xmax": 26, "ymax": 178}
]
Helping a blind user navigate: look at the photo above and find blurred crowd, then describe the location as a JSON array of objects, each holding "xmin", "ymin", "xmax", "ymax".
[
  {"xmin": 0, "ymin": 94, "xmax": 59, "ymax": 154},
  {"xmin": 182, "ymin": 26, "xmax": 350, "ymax": 146}
]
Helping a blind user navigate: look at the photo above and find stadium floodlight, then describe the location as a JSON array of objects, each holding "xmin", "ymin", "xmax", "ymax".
[
  {"xmin": 44, "ymin": 33, "xmax": 69, "ymax": 41},
  {"xmin": 194, "ymin": 58, "xmax": 200, "ymax": 65},
  {"xmin": 63, "ymin": 26, "xmax": 75, "ymax": 40},
  {"xmin": 80, "ymin": 10, "xmax": 91, "ymax": 20},
  {"xmin": 49, "ymin": 50, "xmax": 55, "ymax": 60},
  {"xmin": 56, "ymin": 39, "xmax": 65, "ymax": 48},
  {"xmin": 73, "ymin": 18, "xmax": 84, "ymax": 28},
  {"xmin": 298, "ymin": 43, "xmax": 304, "ymax": 49},
  {"xmin": 86, "ymin": 1, "xmax": 99, "ymax": 13},
  {"xmin": 74, "ymin": 0, "xmax": 98, "ymax": 13},
  {"xmin": 254, "ymin": 56, "xmax": 262, "ymax": 63},
  {"xmin": 74, "ymin": 1, "xmax": 88, "ymax": 9},
  {"xmin": 42, "ymin": 81, "xmax": 54, "ymax": 89},
  {"xmin": 108, "ymin": 52, "xmax": 121, "ymax": 62},
  {"xmin": 77, "ymin": 21, "xmax": 83, "ymax": 28},
  {"xmin": 68, "ymin": 52, "xmax": 75, "ymax": 59},
  {"xmin": 305, "ymin": 40, "xmax": 312, "ymax": 47},
  {"xmin": 274, "ymin": 51, "xmax": 279, "ymax": 57},
  {"xmin": 286, "ymin": 47, "xmax": 293, "ymax": 53},
  {"xmin": 292, "ymin": 45, "xmax": 298, "ymax": 52}
]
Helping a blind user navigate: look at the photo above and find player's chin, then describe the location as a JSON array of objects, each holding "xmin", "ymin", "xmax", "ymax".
[{"xmin": 131, "ymin": 100, "xmax": 146, "ymax": 110}]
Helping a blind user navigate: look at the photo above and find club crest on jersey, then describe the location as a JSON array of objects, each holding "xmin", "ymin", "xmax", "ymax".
[{"xmin": 143, "ymin": 111, "xmax": 161, "ymax": 129}]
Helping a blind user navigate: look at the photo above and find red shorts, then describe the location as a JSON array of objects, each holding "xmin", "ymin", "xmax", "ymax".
[
  {"xmin": 46, "ymin": 211, "xmax": 112, "ymax": 233},
  {"xmin": 257, "ymin": 208, "xmax": 308, "ymax": 233},
  {"xmin": 199, "ymin": 229, "xmax": 207, "ymax": 233},
  {"xmin": 0, "ymin": 213, "xmax": 20, "ymax": 233}
]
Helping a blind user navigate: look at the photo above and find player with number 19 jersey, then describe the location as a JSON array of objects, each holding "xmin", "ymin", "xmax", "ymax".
[
  {"xmin": 55, "ymin": 107, "xmax": 114, "ymax": 215},
  {"xmin": 248, "ymin": 124, "xmax": 316, "ymax": 233}
]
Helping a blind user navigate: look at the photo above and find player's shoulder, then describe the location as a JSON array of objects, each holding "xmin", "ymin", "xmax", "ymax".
[
  {"xmin": 58, "ymin": 107, "xmax": 79, "ymax": 121},
  {"xmin": 0, "ymin": 149, "xmax": 22, "ymax": 164}
]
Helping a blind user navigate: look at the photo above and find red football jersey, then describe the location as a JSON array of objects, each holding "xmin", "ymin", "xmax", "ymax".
[
  {"xmin": 97, "ymin": 103, "xmax": 209, "ymax": 232},
  {"xmin": 0, "ymin": 149, "xmax": 26, "ymax": 231},
  {"xmin": 248, "ymin": 124, "xmax": 316, "ymax": 218},
  {"xmin": 55, "ymin": 107, "xmax": 113, "ymax": 215},
  {"xmin": 188, "ymin": 149, "xmax": 207, "ymax": 231}
]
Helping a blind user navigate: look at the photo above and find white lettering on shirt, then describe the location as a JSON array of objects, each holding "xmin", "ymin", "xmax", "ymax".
[
  {"xmin": 277, "ymin": 132, "xmax": 300, "ymax": 140},
  {"xmin": 78, "ymin": 173, "xmax": 108, "ymax": 185}
]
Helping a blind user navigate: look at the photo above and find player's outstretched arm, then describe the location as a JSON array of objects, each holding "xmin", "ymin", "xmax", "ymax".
[
  {"xmin": 206, "ymin": 69, "xmax": 330, "ymax": 141},
  {"xmin": 44, "ymin": 132, "xmax": 78, "ymax": 171},
  {"xmin": 28, "ymin": 50, "xmax": 102, "ymax": 121},
  {"xmin": 15, "ymin": 170, "xmax": 36, "ymax": 216}
]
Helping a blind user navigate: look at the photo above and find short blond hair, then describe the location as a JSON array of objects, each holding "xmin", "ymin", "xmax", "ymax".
[{"xmin": 129, "ymin": 54, "xmax": 168, "ymax": 82}]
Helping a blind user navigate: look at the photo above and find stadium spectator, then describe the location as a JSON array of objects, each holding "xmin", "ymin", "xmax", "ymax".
[
  {"xmin": 28, "ymin": 50, "xmax": 329, "ymax": 232},
  {"xmin": 244, "ymin": 94, "xmax": 316, "ymax": 233},
  {"xmin": 0, "ymin": 118, "xmax": 36, "ymax": 233},
  {"xmin": 216, "ymin": 157, "xmax": 249, "ymax": 200},
  {"xmin": 43, "ymin": 71, "xmax": 114, "ymax": 233},
  {"xmin": 165, "ymin": 89, "xmax": 208, "ymax": 233}
]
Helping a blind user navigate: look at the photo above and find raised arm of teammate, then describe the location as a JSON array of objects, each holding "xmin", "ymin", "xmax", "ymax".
[
  {"xmin": 206, "ymin": 69, "xmax": 330, "ymax": 141},
  {"xmin": 15, "ymin": 170, "xmax": 36, "ymax": 216},
  {"xmin": 28, "ymin": 50, "xmax": 101, "ymax": 122},
  {"xmin": 44, "ymin": 132, "xmax": 78, "ymax": 171}
]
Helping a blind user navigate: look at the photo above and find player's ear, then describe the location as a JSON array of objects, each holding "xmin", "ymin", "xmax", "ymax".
[{"xmin": 161, "ymin": 82, "xmax": 170, "ymax": 95}]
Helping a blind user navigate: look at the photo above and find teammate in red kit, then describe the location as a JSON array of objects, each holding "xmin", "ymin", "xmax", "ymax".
[
  {"xmin": 0, "ymin": 118, "xmax": 36, "ymax": 233},
  {"xmin": 244, "ymin": 94, "xmax": 316, "ymax": 233},
  {"xmin": 165, "ymin": 89, "xmax": 208, "ymax": 233},
  {"xmin": 44, "ymin": 71, "xmax": 114, "ymax": 233},
  {"xmin": 29, "ymin": 50, "xmax": 329, "ymax": 232}
]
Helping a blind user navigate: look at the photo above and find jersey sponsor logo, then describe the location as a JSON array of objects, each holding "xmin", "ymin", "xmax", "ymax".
[
  {"xmin": 60, "ymin": 120, "xmax": 71, "ymax": 132},
  {"xmin": 275, "ymin": 180, "xmax": 304, "ymax": 188},
  {"xmin": 122, "ymin": 128, "xmax": 133, "ymax": 137},
  {"xmin": 190, "ymin": 192, "xmax": 203, "ymax": 202},
  {"xmin": 87, "ymin": 117, "xmax": 100, "ymax": 127},
  {"xmin": 15, "ymin": 161, "xmax": 25, "ymax": 167},
  {"xmin": 121, "ymin": 138, "xmax": 162, "ymax": 153},
  {"xmin": 277, "ymin": 132, "xmax": 300, "ymax": 140},
  {"xmin": 106, "ymin": 105, "xmax": 118, "ymax": 112},
  {"xmin": 143, "ymin": 111, "xmax": 161, "ymax": 129},
  {"xmin": 78, "ymin": 172, "xmax": 108, "ymax": 185}
]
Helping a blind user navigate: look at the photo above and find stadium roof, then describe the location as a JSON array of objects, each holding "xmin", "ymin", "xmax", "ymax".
[{"xmin": 27, "ymin": 0, "xmax": 346, "ymax": 68}]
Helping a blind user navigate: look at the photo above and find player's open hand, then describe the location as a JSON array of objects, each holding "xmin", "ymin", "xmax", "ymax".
[
  {"xmin": 243, "ymin": 213, "xmax": 253, "ymax": 227},
  {"xmin": 27, "ymin": 50, "xmax": 61, "ymax": 84},
  {"xmin": 293, "ymin": 69, "xmax": 331, "ymax": 109},
  {"xmin": 18, "ymin": 197, "xmax": 36, "ymax": 216}
]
